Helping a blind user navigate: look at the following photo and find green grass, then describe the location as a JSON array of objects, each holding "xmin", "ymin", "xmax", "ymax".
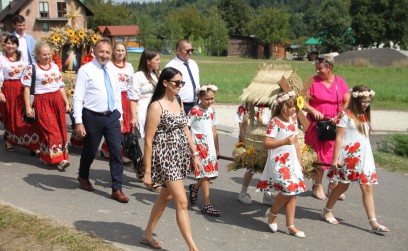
[
  {"xmin": 128, "ymin": 54, "xmax": 408, "ymax": 110},
  {"xmin": 374, "ymin": 151, "xmax": 408, "ymax": 173}
]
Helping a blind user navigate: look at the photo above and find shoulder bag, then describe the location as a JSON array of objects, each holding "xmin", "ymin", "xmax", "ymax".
[
  {"xmin": 122, "ymin": 128, "xmax": 144, "ymax": 177},
  {"xmin": 22, "ymin": 64, "xmax": 36, "ymax": 124},
  {"xmin": 316, "ymin": 77, "xmax": 338, "ymax": 141}
]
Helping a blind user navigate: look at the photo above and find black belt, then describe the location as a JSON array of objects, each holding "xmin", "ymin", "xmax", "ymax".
[
  {"xmin": 183, "ymin": 102, "xmax": 196, "ymax": 105},
  {"xmin": 84, "ymin": 108, "xmax": 112, "ymax": 116}
]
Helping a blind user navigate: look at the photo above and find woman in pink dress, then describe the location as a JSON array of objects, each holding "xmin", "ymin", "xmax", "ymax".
[{"xmin": 303, "ymin": 56, "xmax": 350, "ymax": 200}]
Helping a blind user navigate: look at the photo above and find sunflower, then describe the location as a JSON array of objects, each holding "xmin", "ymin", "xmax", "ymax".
[
  {"xmin": 78, "ymin": 30, "xmax": 85, "ymax": 38},
  {"xmin": 51, "ymin": 33, "xmax": 60, "ymax": 42},
  {"xmin": 71, "ymin": 35, "xmax": 79, "ymax": 44},
  {"xmin": 297, "ymin": 96, "xmax": 304, "ymax": 110},
  {"xmin": 91, "ymin": 34, "xmax": 99, "ymax": 43},
  {"xmin": 66, "ymin": 29, "xmax": 75, "ymax": 37},
  {"xmin": 247, "ymin": 147, "xmax": 255, "ymax": 155}
]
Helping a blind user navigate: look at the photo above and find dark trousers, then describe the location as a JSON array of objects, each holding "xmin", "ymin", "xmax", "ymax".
[
  {"xmin": 183, "ymin": 102, "xmax": 196, "ymax": 115},
  {"xmin": 79, "ymin": 108, "xmax": 123, "ymax": 191}
]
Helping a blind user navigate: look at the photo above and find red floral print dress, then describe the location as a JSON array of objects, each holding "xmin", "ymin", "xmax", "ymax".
[
  {"xmin": 256, "ymin": 116, "xmax": 306, "ymax": 195},
  {"xmin": 335, "ymin": 110, "xmax": 378, "ymax": 184},
  {"xmin": 188, "ymin": 105, "xmax": 218, "ymax": 179}
]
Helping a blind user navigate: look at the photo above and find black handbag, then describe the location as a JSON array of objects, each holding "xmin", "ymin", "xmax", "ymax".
[
  {"xmin": 315, "ymin": 77, "xmax": 339, "ymax": 141},
  {"xmin": 316, "ymin": 118, "xmax": 336, "ymax": 141},
  {"xmin": 122, "ymin": 129, "xmax": 144, "ymax": 176},
  {"xmin": 22, "ymin": 64, "xmax": 36, "ymax": 124}
]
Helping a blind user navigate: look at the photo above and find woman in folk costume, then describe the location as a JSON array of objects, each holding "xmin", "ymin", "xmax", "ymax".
[
  {"xmin": 0, "ymin": 35, "xmax": 39, "ymax": 153},
  {"xmin": 22, "ymin": 42, "xmax": 70, "ymax": 169}
]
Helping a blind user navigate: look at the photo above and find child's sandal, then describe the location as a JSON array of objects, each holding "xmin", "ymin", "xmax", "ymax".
[
  {"xmin": 188, "ymin": 184, "xmax": 199, "ymax": 205},
  {"xmin": 202, "ymin": 205, "xmax": 221, "ymax": 217}
]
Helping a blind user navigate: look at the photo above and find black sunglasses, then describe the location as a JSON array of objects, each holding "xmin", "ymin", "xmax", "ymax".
[
  {"xmin": 315, "ymin": 57, "xmax": 333, "ymax": 66},
  {"xmin": 169, "ymin": 80, "xmax": 185, "ymax": 87},
  {"xmin": 186, "ymin": 48, "xmax": 194, "ymax": 53}
]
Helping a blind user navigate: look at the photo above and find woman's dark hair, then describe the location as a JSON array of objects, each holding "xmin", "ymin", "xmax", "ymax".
[
  {"xmin": 148, "ymin": 67, "xmax": 182, "ymax": 107},
  {"xmin": 4, "ymin": 35, "xmax": 21, "ymax": 61},
  {"xmin": 137, "ymin": 48, "xmax": 160, "ymax": 85}
]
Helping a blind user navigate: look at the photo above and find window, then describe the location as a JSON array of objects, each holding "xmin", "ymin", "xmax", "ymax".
[
  {"xmin": 42, "ymin": 22, "xmax": 49, "ymax": 32},
  {"xmin": 39, "ymin": 2, "xmax": 49, "ymax": 18},
  {"xmin": 57, "ymin": 2, "xmax": 67, "ymax": 18}
]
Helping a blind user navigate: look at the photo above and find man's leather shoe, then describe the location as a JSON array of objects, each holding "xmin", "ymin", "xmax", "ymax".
[
  {"xmin": 111, "ymin": 190, "xmax": 129, "ymax": 203},
  {"xmin": 78, "ymin": 176, "xmax": 94, "ymax": 191}
]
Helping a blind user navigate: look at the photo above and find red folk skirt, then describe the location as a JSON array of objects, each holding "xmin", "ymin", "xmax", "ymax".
[
  {"xmin": 101, "ymin": 91, "xmax": 131, "ymax": 153},
  {"xmin": 0, "ymin": 79, "xmax": 40, "ymax": 150},
  {"xmin": 33, "ymin": 90, "xmax": 68, "ymax": 164}
]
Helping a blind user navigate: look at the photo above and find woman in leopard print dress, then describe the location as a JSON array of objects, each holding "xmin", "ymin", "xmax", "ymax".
[{"xmin": 141, "ymin": 67, "xmax": 200, "ymax": 251}]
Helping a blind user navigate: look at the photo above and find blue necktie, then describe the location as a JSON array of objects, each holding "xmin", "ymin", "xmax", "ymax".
[
  {"xmin": 102, "ymin": 65, "xmax": 115, "ymax": 112},
  {"xmin": 183, "ymin": 62, "xmax": 197, "ymax": 100}
]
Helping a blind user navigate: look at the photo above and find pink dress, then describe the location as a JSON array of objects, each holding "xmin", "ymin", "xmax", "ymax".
[{"xmin": 304, "ymin": 75, "xmax": 349, "ymax": 167}]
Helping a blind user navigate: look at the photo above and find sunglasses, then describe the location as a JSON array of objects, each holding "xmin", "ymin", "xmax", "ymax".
[
  {"xmin": 169, "ymin": 80, "xmax": 185, "ymax": 87},
  {"xmin": 186, "ymin": 48, "xmax": 194, "ymax": 54},
  {"xmin": 315, "ymin": 57, "xmax": 333, "ymax": 66}
]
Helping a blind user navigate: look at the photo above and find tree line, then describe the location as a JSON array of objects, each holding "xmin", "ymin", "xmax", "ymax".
[{"xmin": 83, "ymin": 0, "xmax": 408, "ymax": 57}]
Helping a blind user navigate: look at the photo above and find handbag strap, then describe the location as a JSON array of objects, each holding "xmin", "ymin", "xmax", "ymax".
[
  {"xmin": 30, "ymin": 63, "xmax": 36, "ymax": 96},
  {"xmin": 335, "ymin": 76, "xmax": 339, "ymax": 114}
]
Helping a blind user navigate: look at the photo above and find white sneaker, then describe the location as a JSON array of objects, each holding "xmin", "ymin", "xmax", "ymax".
[
  {"xmin": 262, "ymin": 191, "xmax": 275, "ymax": 206},
  {"xmin": 238, "ymin": 192, "xmax": 252, "ymax": 204}
]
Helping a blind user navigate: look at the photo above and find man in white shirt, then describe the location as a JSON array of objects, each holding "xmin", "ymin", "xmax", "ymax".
[
  {"xmin": 73, "ymin": 39, "xmax": 129, "ymax": 203},
  {"xmin": 12, "ymin": 15, "xmax": 35, "ymax": 65},
  {"xmin": 165, "ymin": 39, "xmax": 200, "ymax": 114}
]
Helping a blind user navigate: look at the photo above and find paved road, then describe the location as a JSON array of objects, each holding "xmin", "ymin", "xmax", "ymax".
[{"xmin": 1, "ymin": 108, "xmax": 408, "ymax": 250}]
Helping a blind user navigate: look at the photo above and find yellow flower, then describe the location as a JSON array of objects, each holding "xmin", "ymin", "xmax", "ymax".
[
  {"xmin": 247, "ymin": 147, "xmax": 255, "ymax": 155},
  {"xmin": 91, "ymin": 34, "xmax": 99, "ymax": 43},
  {"xmin": 51, "ymin": 33, "xmax": 60, "ymax": 42},
  {"xmin": 78, "ymin": 30, "xmax": 85, "ymax": 38},
  {"xmin": 68, "ymin": 88, "xmax": 74, "ymax": 97},
  {"xmin": 297, "ymin": 96, "xmax": 304, "ymax": 110},
  {"xmin": 72, "ymin": 35, "xmax": 79, "ymax": 44},
  {"xmin": 235, "ymin": 142, "xmax": 245, "ymax": 148},
  {"xmin": 67, "ymin": 29, "xmax": 75, "ymax": 37},
  {"xmin": 302, "ymin": 145, "xmax": 309, "ymax": 154}
]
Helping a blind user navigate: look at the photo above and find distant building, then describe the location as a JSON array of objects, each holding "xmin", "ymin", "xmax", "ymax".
[
  {"xmin": 97, "ymin": 25, "xmax": 141, "ymax": 48},
  {"xmin": 0, "ymin": 0, "xmax": 94, "ymax": 40}
]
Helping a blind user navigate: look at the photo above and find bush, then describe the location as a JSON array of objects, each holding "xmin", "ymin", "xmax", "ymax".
[{"xmin": 376, "ymin": 133, "xmax": 408, "ymax": 157}]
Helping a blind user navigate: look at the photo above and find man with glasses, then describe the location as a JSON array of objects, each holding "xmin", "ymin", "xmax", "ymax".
[{"xmin": 165, "ymin": 39, "xmax": 200, "ymax": 114}]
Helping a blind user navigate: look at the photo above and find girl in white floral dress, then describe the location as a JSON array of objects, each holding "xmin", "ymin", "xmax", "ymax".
[
  {"xmin": 187, "ymin": 84, "xmax": 220, "ymax": 216},
  {"xmin": 256, "ymin": 91, "xmax": 306, "ymax": 238},
  {"xmin": 322, "ymin": 85, "xmax": 390, "ymax": 233}
]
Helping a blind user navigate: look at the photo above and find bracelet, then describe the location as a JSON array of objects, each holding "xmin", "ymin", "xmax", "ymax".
[{"xmin": 191, "ymin": 152, "xmax": 199, "ymax": 157}]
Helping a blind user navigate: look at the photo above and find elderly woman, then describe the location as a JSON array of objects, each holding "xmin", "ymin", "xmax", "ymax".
[{"xmin": 303, "ymin": 56, "xmax": 350, "ymax": 200}]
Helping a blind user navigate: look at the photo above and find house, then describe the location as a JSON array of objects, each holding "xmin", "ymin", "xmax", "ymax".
[
  {"xmin": 97, "ymin": 25, "xmax": 141, "ymax": 48},
  {"xmin": 0, "ymin": 0, "xmax": 93, "ymax": 40},
  {"xmin": 228, "ymin": 35, "xmax": 263, "ymax": 58}
]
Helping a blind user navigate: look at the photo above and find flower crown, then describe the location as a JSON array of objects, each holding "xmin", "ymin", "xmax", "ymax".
[
  {"xmin": 196, "ymin": 84, "xmax": 218, "ymax": 94},
  {"xmin": 350, "ymin": 89, "xmax": 375, "ymax": 98},
  {"xmin": 273, "ymin": 91, "xmax": 296, "ymax": 105}
]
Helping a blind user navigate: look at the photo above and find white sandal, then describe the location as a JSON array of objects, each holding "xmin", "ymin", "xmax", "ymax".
[
  {"xmin": 369, "ymin": 218, "xmax": 390, "ymax": 233},
  {"xmin": 287, "ymin": 225, "xmax": 306, "ymax": 238},
  {"xmin": 264, "ymin": 208, "xmax": 278, "ymax": 232},
  {"xmin": 312, "ymin": 183, "xmax": 327, "ymax": 200},
  {"xmin": 321, "ymin": 207, "xmax": 339, "ymax": 224}
]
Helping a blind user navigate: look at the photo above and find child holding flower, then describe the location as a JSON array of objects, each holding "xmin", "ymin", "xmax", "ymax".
[
  {"xmin": 187, "ymin": 84, "xmax": 220, "ymax": 216},
  {"xmin": 256, "ymin": 91, "xmax": 306, "ymax": 238},
  {"xmin": 322, "ymin": 85, "xmax": 390, "ymax": 234}
]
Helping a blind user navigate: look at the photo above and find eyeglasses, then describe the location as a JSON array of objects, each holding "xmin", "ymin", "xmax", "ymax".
[
  {"xmin": 315, "ymin": 57, "xmax": 333, "ymax": 67},
  {"xmin": 185, "ymin": 48, "xmax": 194, "ymax": 54},
  {"xmin": 169, "ymin": 80, "xmax": 185, "ymax": 87}
]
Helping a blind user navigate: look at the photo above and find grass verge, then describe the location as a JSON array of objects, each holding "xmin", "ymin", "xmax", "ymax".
[
  {"xmin": 374, "ymin": 151, "xmax": 408, "ymax": 173},
  {"xmin": 0, "ymin": 204, "xmax": 124, "ymax": 251}
]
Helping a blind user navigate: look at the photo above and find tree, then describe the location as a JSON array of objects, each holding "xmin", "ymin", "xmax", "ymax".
[
  {"xmin": 312, "ymin": 0, "xmax": 354, "ymax": 53},
  {"xmin": 248, "ymin": 8, "xmax": 290, "ymax": 58},
  {"xmin": 385, "ymin": 0, "xmax": 408, "ymax": 48},
  {"xmin": 164, "ymin": 6, "xmax": 208, "ymax": 40},
  {"xmin": 205, "ymin": 7, "xmax": 229, "ymax": 56},
  {"xmin": 218, "ymin": 0, "xmax": 254, "ymax": 35},
  {"xmin": 350, "ymin": 0, "xmax": 387, "ymax": 48}
]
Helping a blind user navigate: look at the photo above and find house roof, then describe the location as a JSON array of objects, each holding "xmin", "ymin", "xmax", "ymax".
[
  {"xmin": 305, "ymin": 37, "xmax": 322, "ymax": 45},
  {"xmin": 0, "ymin": 0, "xmax": 94, "ymax": 22},
  {"xmin": 97, "ymin": 25, "xmax": 140, "ymax": 36}
]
